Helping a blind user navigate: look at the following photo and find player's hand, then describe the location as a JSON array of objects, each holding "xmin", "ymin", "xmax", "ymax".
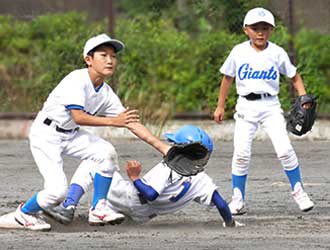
[
  {"xmin": 222, "ymin": 219, "xmax": 245, "ymax": 228},
  {"xmin": 213, "ymin": 106, "xmax": 225, "ymax": 123},
  {"xmin": 126, "ymin": 160, "xmax": 142, "ymax": 181},
  {"xmin": 302, "ymin": 102, "xmax": 312, "ymax": 109},
  {"xmin": 115, "ymin": 108, "xmax": 140, "ymax": 126}
]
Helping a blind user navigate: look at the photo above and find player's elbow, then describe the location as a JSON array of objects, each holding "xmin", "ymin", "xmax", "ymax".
[
  {"xmin": 70, "ymin": 110, "xmax": 86, "ymax": 124},
  {"xmin": 139, "ymin": 186, "xmax": 159, "ymax": 201},
  {"xmin": 145, "ymin": 190, "xmax": 159, "ymax": 201},
  {"xmin": 133, "ymin": 179, "xmax": 159, "ymax": 201}
]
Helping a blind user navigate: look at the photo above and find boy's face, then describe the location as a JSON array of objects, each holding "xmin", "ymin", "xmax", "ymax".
[
  {"xmin": 244, "ymin": 22, "xmax": 273, "ymax": 51},
  {"xmin": 84, "ymin": 45, "xmax": 117, "ymax": 77}
]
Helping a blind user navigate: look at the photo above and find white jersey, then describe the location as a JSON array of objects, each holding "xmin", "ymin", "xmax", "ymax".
[
  {"xmin": 107, "ymin": 162, "xmax": 218, "ymax": 222},
  {"xmin": 41, "ymin": 68, "xmax": 125, "ymax": 129},
  {"xmin": 220, "ymin": 41, "xmax": 300, "ymax": 178},
  {"xmin": 28, "ymin": 69, "xmax": 125, "ymax": 208},
  {"xmin": 220, "ymin": 41, "xmax": 296, "ymax": 96}
]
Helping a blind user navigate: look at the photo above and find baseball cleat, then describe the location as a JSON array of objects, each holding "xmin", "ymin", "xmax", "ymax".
[
  {"xmin": 292, "ymin": 182, "xmax": 314, "ymax": 212},
  {"xmin": 43, "ymin": 203, "xmax": 75, "ymax": 224},
  {"xmin": 88, "ymin": 199, "xmax": 125, "ymax": 226},
  {"xmin": 14, "ymin": 203, "xmax": 51, "ymax": 231},
  {"xmin": 228, "ymin": 188, "xmax": 247, "ymax": 215},
  {"xmin": 228, "ymin": 199, "xmax": 247, "ymax": 215}
]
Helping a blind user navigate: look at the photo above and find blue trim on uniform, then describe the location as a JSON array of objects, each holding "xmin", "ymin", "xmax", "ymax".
[
  {"xmin": 63, "ymin": 183, "xmax": 85, "ymax": 208},
  {"xmin": 94, "ymin": 83, "xmax": 104, "ymax": 92},
  {"xmin": 212, "ymin": 191, "xmax": 233, "ymax": 225},
  {"xmin": 65, "ymin": 104, "xmax": 84, "ymax": 110},
  {"xmin": 285, "ymin": 165, "xmax": 303, "ymax": 190},
  {"xmin": 169, "ymin": 180, "xmax": 191, "ymax": 202},
  {"xmin": 21, "ymin": 194, "xmax": 42, "ymax": 213},
  {"xmin": 232, "ymin": 174, "xmax": 247, "ymax": 200},
  {"xmin": 92, "ymin": 173, "xmax": 112, "ymax": 209},
  {"xmin": 133, "ymin": 179, "xmax": 159, "ymax": 201}
]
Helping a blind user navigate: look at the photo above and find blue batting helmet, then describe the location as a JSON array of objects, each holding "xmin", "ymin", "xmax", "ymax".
[{"xmin": 164, "ymin": 125, "xmax": 213, "ymax": 153}]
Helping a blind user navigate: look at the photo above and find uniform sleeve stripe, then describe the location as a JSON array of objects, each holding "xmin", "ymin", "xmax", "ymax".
[{"xmin": 65, "ymin": 104, "xmax": 84, "ymax": 110}]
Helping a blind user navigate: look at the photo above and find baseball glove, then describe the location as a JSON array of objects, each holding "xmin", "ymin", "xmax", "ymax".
[
  {"xmin": 163, "ymin": 142, "xmax": 210, "ymax": 176},
  {"xmin": 286, "ymin": 94, "xmax": 317, "ymax": 136}
]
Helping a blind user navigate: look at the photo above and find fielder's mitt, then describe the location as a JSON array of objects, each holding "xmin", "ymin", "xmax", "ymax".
[
  {"xmin": 286, "ymin": 94, "xmax": 317, "ymax": 136},
  {"xmin": 163, "ymin": 142, "xmax": 210, "ymax": 176}
]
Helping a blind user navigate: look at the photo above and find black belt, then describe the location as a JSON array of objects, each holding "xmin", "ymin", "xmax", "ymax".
[
  {"xmin": 43, "ymin": 118, "xmax": 79, "ymax": 133},
  {"xmin": 138, "ymin": 193, "xmax": 148, "ymax": 205},
  {"xmin": 242, "ymin": 93, "xmax": 272, "ymax": 101}
]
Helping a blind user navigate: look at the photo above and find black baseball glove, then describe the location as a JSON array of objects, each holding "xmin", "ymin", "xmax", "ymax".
[
  {"xmin": 286, "ymin": 94, "xmax": 317, "ymax": 136},
  {"xmin": 163, "ymin": 142, "xmax": 210, "ymax": 176}
]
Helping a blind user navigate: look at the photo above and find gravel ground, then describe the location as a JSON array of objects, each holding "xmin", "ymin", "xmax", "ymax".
[{"xmin": 0, "ymin": 139, "xmax": 329, "ymax": 250}]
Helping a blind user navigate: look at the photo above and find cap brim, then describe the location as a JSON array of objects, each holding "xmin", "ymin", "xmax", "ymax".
[
  {"xmin": 84, "ymin": 39, "xmax": 125, "ymax": 57},
  {"xmin": 244, "ymin": 21, "xmax": 274, "ymax": 26},
  {"xmin": 104, "ymin": 40, "xmax": 125, "ymax": 53}
]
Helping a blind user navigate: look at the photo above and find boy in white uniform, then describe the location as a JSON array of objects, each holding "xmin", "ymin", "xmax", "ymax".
[
  {"xmin": 14, "ymin": 34, "xmax": 169, "ymax": 231},
  {"xmin": 51, "ymin": 125, "xmax": 243, "ymax": 227},
  {"xmin": 213, "ymin": 8, "xmax": 314, "ymax": 215}
]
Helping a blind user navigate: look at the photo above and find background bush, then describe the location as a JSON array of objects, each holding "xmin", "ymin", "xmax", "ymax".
[
  {"xmin": 0, "ymin": 13, "xmax": 105, "ymax": 111},
  {"xmin": 0, "ymin": 12, "xmax": 329, "ymax": 123}
]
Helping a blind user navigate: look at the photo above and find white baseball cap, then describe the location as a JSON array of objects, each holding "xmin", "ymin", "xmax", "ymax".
[
  {"xmin": 243, "ymin": 7, "xmax": 275, "ymax": 27},
  {"xmin": 83, "ymin": 33, "xmax": 125, "ymax": 57}
]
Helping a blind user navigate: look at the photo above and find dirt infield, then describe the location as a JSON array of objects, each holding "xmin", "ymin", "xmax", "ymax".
[{"xmin": 0, "ymin": 139, "xmax": 329, "ymax": 250}]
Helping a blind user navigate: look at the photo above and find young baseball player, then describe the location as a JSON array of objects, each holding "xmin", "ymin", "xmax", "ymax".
[
  {"xmin": 14, "ymin": 33, "xmax": 170, "ymax": 231},
  {"xmin": 46, "ymin": 125, "xmax": 243, "ymax": 227},
  {"xmin": 213, "ymin": 7, "xmax": 314, "ymax": 215}
]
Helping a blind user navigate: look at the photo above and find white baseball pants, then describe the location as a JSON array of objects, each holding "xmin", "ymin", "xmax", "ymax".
[
  {"xmin": 232, "ymin": 96, "xmax": 299, "ymax": 176},
  {"xmin": 29, "ymin": 112, "xmax": 119, "ymax": 208}
]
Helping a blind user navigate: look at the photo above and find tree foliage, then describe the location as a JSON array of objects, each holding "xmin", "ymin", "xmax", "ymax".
[{"xmin": 0, "ymin": 7, "xmax": 329, "ymax": 123}]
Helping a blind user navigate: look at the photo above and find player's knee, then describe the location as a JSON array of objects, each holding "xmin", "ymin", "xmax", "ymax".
[
  {"xmin": 92, "ymin": 142, "xmax": 118, "ymax": 162},
  {"xmin": 104, "ymin": 143, "xmax": 118, "ymax": 162},
  {"xmin": 278, "ymin": 148, "xmax": 298, "ymax": 170},
  {"xmin": 93, "ymin": 143, "xmax": 119, "ymax": 176},
  {"xmin": 232, "ymin": 153, "xmax": 250, "ymax": 175}
]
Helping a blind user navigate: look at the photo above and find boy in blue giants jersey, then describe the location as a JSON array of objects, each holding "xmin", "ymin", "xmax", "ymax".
[{"xmin": 213, "ymin": 7, "xmax": 314, "ymax": 215}]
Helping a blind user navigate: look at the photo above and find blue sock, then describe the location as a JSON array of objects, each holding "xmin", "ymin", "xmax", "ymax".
[
  {"xmin": 63, "ymin": 183, "xmax": 85, "ymax": 208},
  {"xmin": 285, "ymin": 165, "xmax": 302, "ymax": 190},
  {"xmin": 21, "ymin": 194, "xmax": 42, "ymax": 214},
  {"xmin": 232, "ymin": 174, "xmax": 247, "ymax": 200},
  {"xmin": 92, "ymin": 173, "xmax": 112, "ymax": 209}
]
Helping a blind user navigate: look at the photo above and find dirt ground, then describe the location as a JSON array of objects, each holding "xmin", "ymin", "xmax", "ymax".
[{"xmin": 0, "ymin": 139, "xmax": 329, "ymax": 250}]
